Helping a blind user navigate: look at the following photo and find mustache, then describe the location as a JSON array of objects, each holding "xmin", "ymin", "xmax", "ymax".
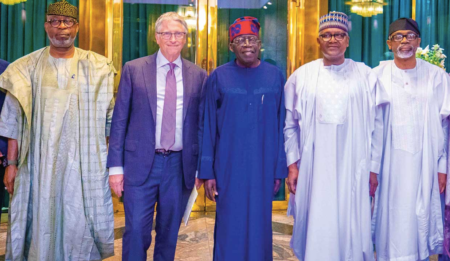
[
  {"xmin": 48, "ymin": 35, "xmax": 76, "ymax": 48},
  {"xmin": 56, "ymin": 33, "xmax": 71, "ymax": 37},
  {"xmin": 396, "ymin": 44, "xmax": 415, "ymax": 58},
  {"xmin": 398, "ymin": 44, "xmax": 413, "ymax": 50},
  {"xmin": 326, "ymin": 43, "xmax": 341, "ymax": 48}
]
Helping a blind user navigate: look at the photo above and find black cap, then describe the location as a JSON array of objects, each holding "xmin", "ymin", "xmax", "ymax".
[{"xmin": 389, "ymin": 18, "xmax": 420, "ymax": 37}]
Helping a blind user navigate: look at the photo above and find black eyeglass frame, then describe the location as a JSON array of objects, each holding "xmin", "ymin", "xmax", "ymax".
[
  {"xmin": 46, "ymin": 18, "xmax": 78, "ymax": 28},
  {"xmin": 389, "ymin": 33, "xmax": 420, "ymax": 42},
  {"xmin": 318, "ymin": 33, "xmax": 348, "ymax": 42}
]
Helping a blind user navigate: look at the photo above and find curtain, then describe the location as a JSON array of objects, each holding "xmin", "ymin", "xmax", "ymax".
[
  {"xmin": 217, "ymin": 0, "xmax": 287, "ymax": 78},
  {"xmin": 122, "ymin": 4, "xmax": 177, "ymax": 65},
  {"xmin": 0, "ymin": 0, "xmax": 78, "ymax": 63},
  {"xmin": 122, "ymin": 3, "xmax": 197, "ymax": 65},
  {"xmin": 328, "ymin": 0, "xmax": 412, "ymax": 68},
  {"xmin": 415, "ymin": 0, "xmax": 450, "ymax": 70}
]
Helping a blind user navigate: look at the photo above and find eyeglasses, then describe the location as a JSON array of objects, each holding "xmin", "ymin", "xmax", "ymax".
[
  {"xmin": 157, "ymin": 32, "xmax": 187, "ymax": 40},
  {"xmin": 390, "ymin": 33, "xmax": 419, "ymax": 42},
  {"xmin": 319, "ymin": 33, "xmax": 347, "ymax": 42},
  {"xmin": 233, "ymin": 36, "xmax": 261, "ymax": 46},
  {"xmin": 47, "ymin": 19, "xmax": 77, "ymax": 28}
]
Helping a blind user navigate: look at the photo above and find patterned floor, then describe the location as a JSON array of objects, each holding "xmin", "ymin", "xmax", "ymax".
[
  {"xmin": 0, "ymin": 211, "xmax": 441, "ymax": 261},
  {"xmin": 105, "ymin": 211, "xmax": 297, "ymax": 261}
]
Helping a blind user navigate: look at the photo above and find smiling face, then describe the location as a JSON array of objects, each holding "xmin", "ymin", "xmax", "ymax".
[
  {"xmin": 387, "ymin": 30, "xmax": 421, "ymax": 60},
  {"xmin": 317, "ymin": 28, "xmax": 349, "ymax": 63},
  {"xmin": 229, "ymin": 34, "xmax": 261, "ymax": 67},
  {"xmin": 44, "ymin": 15, "xmax": 79, "ymax": 48},
  {"xmin": 155, "ymin": 19, "xmax": 187, "ymax": 60}
]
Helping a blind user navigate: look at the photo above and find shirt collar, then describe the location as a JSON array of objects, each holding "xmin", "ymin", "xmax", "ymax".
[
  {"xmin": 322, "ymin": 58, "xmax": 349, "ymax": 72},
  {"xmin": 392, "ymin": 60, "xmax": 417, "ymax": 75},
  {"xmin": 157, "ymin": 49, "xmax": 182, "ymax": 69}
]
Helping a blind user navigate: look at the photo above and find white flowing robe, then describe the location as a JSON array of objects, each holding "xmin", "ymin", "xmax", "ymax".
[
  {"xmin": 0, "ymin": 47, "xmax": 115, "ymax": 261},
  {"xmin": 285, "ymin": 59, "xmax": 388, "ymax": 261},
  {"xmin": 372, "ymin": 59, "xmax": 450, "ymax": 261}
]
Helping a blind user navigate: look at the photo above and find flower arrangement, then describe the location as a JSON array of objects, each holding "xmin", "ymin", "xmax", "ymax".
[{"xmin": 416, "ymin": 44, "xmax": 447, "ymax": 70}]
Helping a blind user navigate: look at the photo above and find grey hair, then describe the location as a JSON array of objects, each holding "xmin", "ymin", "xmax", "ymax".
[{"xmin": 155, "ymin": 12, "xmax": 188, "ymax": 33}]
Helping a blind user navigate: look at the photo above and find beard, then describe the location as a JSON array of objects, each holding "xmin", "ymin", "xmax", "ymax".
[
  {"xmin": 396, "ymin": 44, "xmax": 415, "ymax": 59},
  {"xmin": 48, "ymin": 35, "xmax": 76, "ymax": 48}
]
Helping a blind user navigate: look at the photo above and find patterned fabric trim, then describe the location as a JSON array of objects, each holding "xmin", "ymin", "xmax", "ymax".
[{"xmin": 47, "ymin": 0, "xmax": 78, "ymax": 20}]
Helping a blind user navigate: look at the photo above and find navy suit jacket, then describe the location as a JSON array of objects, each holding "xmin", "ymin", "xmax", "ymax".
[
  {"xmin": 107, "ymin": 53, "xmax": 207, "ymax": 189},
  {"xmin": 0, "ymin": 59, "xmax": 9, "ymax": 156}
]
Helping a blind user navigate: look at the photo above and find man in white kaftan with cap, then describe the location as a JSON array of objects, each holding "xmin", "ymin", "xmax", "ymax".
[
  {"xmin": 0, "ymin": 1, "xmax": 115, "ymax": 260},
  {"xmin": 372, "ymin": 18, "xmax": 450, "ymax": 261},
  {"xmin": 284, "ymin": 11, "xmax": 388, "ymax": 260}
]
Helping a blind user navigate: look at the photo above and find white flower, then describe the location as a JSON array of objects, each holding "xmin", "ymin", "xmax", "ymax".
[
  {"xmin": 441, "ymin": 54, "xmax": 447, "ymax": 59},
  {"xmin": 416, "ymin": 47, "xmax": 423, "ymax": 54},
  {"xmin": 440, "ymin": 59, "xmax": 445, "ymax": 67},
  {"xmin": 421, "ymin": 45, "xmax": 430, "ymax": 55},
  {"xmin": 433, "ymin": 44, "xmax": 440, "ymax": 50}
]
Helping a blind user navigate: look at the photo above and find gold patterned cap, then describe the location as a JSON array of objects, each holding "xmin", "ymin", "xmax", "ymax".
[{"xmin": 47, "ymin": 0, "xmax": 78, "ymax": 20}]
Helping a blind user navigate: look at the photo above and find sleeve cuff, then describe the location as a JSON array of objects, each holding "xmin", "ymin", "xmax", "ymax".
[
  {"xmin": 105, "ymin": 126, "xmax": 111, "ymax": 137},
  {"xmin": 438, "ymin": 157, "xmax": 447, "ymax": 174},
  {"xmin": 370, "ymin": 161, "xmax": 381, "ymax": 175},
  {"xmin": 275, "ymin": 165, "xmax": 288, "ymax": 179},
  {"xmin": 198, "ymin": 172, "xmax": 215, "ymax": 180},
  {"xmin": 109, "ymin": 166, "xmax": 124, "ymax": 175},
  {"xmin": 198, "ymin": 156, "xmax": 215, "ymax": 180},
  {"xmin": 286, "ymin": 151, "xmax": 300, "ymax": 167}
]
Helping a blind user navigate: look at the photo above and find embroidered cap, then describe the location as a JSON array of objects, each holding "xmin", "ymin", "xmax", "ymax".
[
  {"xmin": 47, "ymin": 0, "xmax": 78, "ymax": 20},
  {"xmin": 319, "ymin": 11, "xmax": 349, "ymax": 32},
  {"xmin": 229, "ymin": 16, "xmax": 260, "ymax": 42}
]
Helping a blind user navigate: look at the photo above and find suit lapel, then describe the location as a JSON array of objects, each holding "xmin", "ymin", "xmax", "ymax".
[
  {"xmin": 143, "ymin": 54, "xmax": 158, "ymax": 123},
  {"xmin": 182, "ymin": 58, "xmax": 192, "ymax": 122}
]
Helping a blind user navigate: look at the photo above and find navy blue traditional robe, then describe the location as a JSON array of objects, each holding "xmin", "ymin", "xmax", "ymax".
[{"xmin": 199, "ymin": 60, "xmax": 287, "ymax": 261}]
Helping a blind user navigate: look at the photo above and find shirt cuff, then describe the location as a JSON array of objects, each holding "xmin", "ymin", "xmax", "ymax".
[
  {"xmin": 438, "ymin": 157, "xmax": 447, "ymax": 174},
  {"xmin": 109, "ymin": 166, "xmax": 124, "ymax": 175},
  {"xmin": 286, "ymin": 151, "xmax": 300, "ymax": 167},
  {"xmin": 370, "ymin": 161, "xmax": 381, "ymax": 175}
]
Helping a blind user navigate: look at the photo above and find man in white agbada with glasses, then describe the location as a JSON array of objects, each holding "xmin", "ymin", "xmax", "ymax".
[
  {"xmin": 0, "ymin": 0, "xmax": 115, "ymax": 260},
  {"xmin": 284, "ymin": 11, "xmax": 388, "ymax": 261},
  {"xmin": 372, "ymin": 18, "xmax": 450, "ymax": 261}
]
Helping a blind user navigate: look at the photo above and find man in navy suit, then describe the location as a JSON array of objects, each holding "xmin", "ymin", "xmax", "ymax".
[
  {"xmin": 0, "ymin": 59, "xmax": 9, "ymax": 216},
  {"xmin": 107, "ymin": 12, "xmax": 207, "ymax": 261}
]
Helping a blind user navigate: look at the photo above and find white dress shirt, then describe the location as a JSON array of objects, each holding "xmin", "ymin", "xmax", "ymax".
[{"xmin": 110, "ymin": 50, "xmax": 184, "ymax": 175}]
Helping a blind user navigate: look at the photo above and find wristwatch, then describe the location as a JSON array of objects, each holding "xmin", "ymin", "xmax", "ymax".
[{"xmin": 2, "ymin": 159, "xmax": 18, "ymax": 168}]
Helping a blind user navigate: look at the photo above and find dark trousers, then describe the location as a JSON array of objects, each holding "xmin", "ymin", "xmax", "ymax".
[{"xmin": 122, "ymin": 152, "xmax": 191, "ymax": 261}]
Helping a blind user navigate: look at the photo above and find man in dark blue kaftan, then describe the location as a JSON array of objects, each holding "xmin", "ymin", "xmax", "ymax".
[{"xmin": 198, "ymin": 16, "xmax": 287, "ymax": 261}]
